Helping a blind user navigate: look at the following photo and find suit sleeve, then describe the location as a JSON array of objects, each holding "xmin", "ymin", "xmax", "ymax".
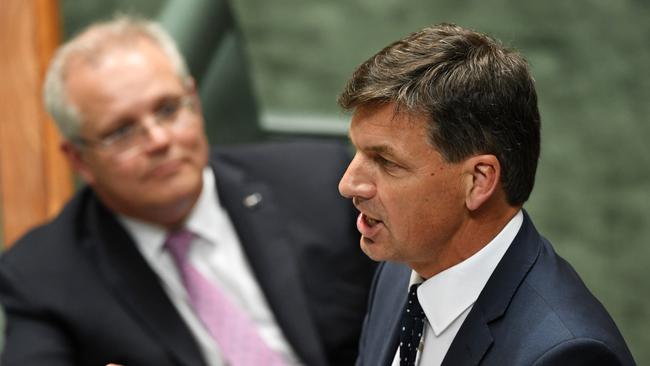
[
  {"xmin": 532, "ymin": 338, "xmax": 628, "ymax": 366},
  {"xmin": 0, "ymin": 262, "xmax": 76, "ymax": 366}
]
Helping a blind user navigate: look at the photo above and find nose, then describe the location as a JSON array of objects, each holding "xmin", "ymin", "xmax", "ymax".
[
  {"xmin": 143, "ymin": 118, "xmax": 171, "ymax": 151},
  {"xmin": 338, "ymin": 153, "xmax": 376, "ymax": 200}
]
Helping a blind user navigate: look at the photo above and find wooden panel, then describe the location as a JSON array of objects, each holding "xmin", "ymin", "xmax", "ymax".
[
  {"xmin": 0, "ymin": 0, "xmax": 73, "ymax": 247},
  {"xmin": 35, "ymin": 0, "xmax": 74, "ymax": 219}
]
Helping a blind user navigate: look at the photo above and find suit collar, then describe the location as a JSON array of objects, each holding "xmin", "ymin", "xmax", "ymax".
[
  {"xmin": 441, "ymin": 210, "xmax": 542, "ymax": 365},
  {"xmin": 209, "ymin": 156, "xmax": 328, "ymax": 366},
  {"xmin": 419, "ymin": 211, "xmax": 523, "ymax": 337},
  {"xmin": 82, "ymin": 192, "xmax": 207, "ymax": 366},
  {"xmin": 474, "ymin": 211, "xmax": 541, "ymax": 321}
]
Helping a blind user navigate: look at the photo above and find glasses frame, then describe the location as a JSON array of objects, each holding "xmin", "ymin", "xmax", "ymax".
[{"xmin": 72, "ymin": 93, "xmax": 196, "ymax": 157}]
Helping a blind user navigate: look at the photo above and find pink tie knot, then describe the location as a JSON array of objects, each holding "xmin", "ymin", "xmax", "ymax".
[{"xmin": 164, "ymin": 229, "xmax": 194, "ymax": 265}]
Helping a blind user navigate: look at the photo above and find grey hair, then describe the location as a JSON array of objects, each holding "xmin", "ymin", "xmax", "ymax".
[{"xmin": 43, "ymin": 16, "xmax": 192, "ymax": 139}]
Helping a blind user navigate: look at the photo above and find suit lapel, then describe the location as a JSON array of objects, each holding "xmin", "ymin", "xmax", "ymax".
[
  {"xmin": 377, "ymin": 264, "xmax": 411, "ymax": 366},
  {"xmin": 358, "ymin": 262, "xmax": 410, "ymax": 366},
  {"xmin": 83, "ymin": 196, "xmax": 207, "ymax": 366},
  {"xmin": 440, "ymin": 308, "xmax": 493, "ymax": 365},
  {"xmin": 210, "ymin": 158, "xmax": 327, "ymax": 366},
  {"xmin": 441, "ymin": 211, "xmax": 542, "ymax": 365}
]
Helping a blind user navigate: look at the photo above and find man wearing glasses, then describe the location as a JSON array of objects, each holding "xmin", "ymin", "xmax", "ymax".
[{"xmin": 0, "ymin": 17, "xmax": 375, "ymax": 366}]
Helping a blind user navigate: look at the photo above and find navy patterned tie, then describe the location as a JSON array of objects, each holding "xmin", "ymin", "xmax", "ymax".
[{"xmin": 399, "ymin": 284, "xmax": 425, "ymax": 366}]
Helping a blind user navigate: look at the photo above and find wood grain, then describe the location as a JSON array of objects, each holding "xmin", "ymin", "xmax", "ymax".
[{"xmin": 0, "ymin": 0, "xmax": 73, "ymax": 247}]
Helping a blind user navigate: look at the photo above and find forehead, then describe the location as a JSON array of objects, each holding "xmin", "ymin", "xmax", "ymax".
[
  {"xmin": 64, "ymin": 39, "xmax": 185, "ymax": 123},
  {"xmin": 349, "ymin": 103, "xmax": 432, "ymax": 149},
  {"xmin": 65, "ymin": 38, "xmax": 181, "ymax": 91}
]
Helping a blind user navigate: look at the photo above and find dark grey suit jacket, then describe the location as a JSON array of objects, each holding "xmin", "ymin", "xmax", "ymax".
[
  {"xmin": 0, "ymin": 141, "xmax": 376, "ymax": 366},
  {"xmin": 356, "ymin": 212, "xmax": 636, "ymax": 366}
]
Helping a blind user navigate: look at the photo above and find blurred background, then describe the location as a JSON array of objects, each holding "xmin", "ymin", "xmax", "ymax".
[{"xmin": 1, "ymin": 0, "xmax": 648, "ymax": 363}]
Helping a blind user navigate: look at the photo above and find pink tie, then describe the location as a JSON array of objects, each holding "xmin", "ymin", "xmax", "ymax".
[{"xmin": 165, "ymin": 229, "xmax": 287, "ymax": 366}]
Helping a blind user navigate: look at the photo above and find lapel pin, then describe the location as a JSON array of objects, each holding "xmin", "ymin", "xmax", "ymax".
[{"xmin": 242, "ymin": 192, "xmax": 263, "ymax": 208}]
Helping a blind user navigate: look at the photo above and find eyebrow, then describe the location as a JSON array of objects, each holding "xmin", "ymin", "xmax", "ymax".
[
  {"xmin": 352, "ymin": 142, "xmax": 397, "ymax": 158},
  {"xmin": 346, "ymin": 132, "xmax": 397, "ymax": 156},
  {"xmin": 366, "ymin": 145, "xmax": 396, "ymax": 156}
]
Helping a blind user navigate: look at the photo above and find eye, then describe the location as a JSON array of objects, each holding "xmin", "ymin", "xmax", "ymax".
[
  {"xmin": 102, "ymin": 120, "xmax": 138, "ymax": 146},
  {"xmin": 154, "ymin": 98, "xmax": 182, "ymax": 122},
  {"xmin": 374, "ymin": 155, "xmax": 400, "ymax": 169}
]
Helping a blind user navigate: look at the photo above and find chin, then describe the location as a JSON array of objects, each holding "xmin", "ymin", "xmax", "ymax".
[
  {"xmin": 161, "ymin": 184, "xmax": 200, "ymax": 206},
  {"xmin": 360, "ymin": 239, "xmax": 388, "ymax": 262},
  {"xmin": 137, "ymin": 174, "xmax": 199, "ymax": 206},
  {"xmin": 141, "ymin": 190, "xmax": 198, "ymax": 227},
  {"xmin": 163, "ymin": 171, "xmax": 201, "ymax": 194}
]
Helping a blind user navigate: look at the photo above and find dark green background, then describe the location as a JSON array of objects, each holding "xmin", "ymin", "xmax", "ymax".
[{"xmin": 1, "ymin": 0, "xmax": 648, "ymax": 363}]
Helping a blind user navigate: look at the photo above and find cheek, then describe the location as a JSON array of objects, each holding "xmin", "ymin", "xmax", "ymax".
[
  {"xmin": 84, "ymin": 155, "xmax": 140, "ymax": 182},
  {"xmin": 101, "ymin": 161, "xmax": 144, "ymax": 185},
  {"xmin": 177, "ymin": 127, "xmax": 209, "ymax": 157},
  {"xmin": 178, "ymin": 127, "xmax": 202, "ymax": 143},
  {"xmin": 178, "ymin": 118, "xmax": 206, "ymax": 142},
  {"xmin": 382, "ymin": 186, "xmax": 422, "ymax": 234},
  {"xmin": 385, "ymin": 180, "xmax": 451, "ymax": 234},
  {"xmin": 85, "ymin": 161, "xmax": 144, "ymax": 203},
  {"xmin": 399, "ymin": 200, "xmax": 433, "ymax": 240}
]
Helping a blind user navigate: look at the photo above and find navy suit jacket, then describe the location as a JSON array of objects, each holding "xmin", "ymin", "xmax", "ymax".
[
  {"xmin": 356, "ymin": 212, "xmax": 636, "ymax": 366},
  {"xmin": 0, "ymin": 141, "xmax": 376, "ymax": 366}
]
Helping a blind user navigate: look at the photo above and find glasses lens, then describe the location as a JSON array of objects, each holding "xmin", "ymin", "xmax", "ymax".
[
  {"xmin": 93, "ymin": 94, "xmax": 195, "ymax": 160},
  {"xmin": 154, "ymin": 98, "xmax": 183, "ymax": 124}
]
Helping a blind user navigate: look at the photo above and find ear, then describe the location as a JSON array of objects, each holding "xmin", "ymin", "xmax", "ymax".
[
  {"xmin": 61, "ymin": 141, "xmax": 96, "ymax": 185},
  {"xmin": 463, "ymin": 154, "xmax": 500, "ymax": 211}
]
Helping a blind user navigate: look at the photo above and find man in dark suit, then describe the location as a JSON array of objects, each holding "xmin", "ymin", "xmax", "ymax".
[
  {"xmin": 336, "ymin": 23, "xmax": 636, "ymax": 365},
  {"xmin": 0, "ymin": 17, "xmax": 375, "ymax": 366}
]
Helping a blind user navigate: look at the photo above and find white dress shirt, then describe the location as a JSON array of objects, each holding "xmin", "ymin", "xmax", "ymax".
[
  {"xmin": 119, "ymin": 168, "xmax": 301, "ymax": 366},
  {"xmin": 391, "ymin": 210, "xmax": 523, "ymax": 366}
]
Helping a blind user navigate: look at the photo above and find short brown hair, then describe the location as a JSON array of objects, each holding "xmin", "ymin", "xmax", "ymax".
[{"xmin": 338, "ymin": 23, "xmax": 540, "ymax": 205}]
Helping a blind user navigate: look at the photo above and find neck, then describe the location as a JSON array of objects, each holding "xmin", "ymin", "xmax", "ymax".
[{"xmin": 413, "ymin": 202, "xmax": 520, "ymax": 279}]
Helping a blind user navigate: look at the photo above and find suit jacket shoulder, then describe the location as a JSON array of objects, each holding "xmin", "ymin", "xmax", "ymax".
[
  {"xmin": 447, "ymin": 212, "xmax": 636, "ymax": 365},
  {"xmin": 0, "ymin": 187, "xmax": 207, "ymax": 366}
]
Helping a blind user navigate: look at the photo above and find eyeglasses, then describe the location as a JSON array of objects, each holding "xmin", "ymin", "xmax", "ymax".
[{"xmin": 73, "ymin": 94, "xmax": 196, "ymax": 158}]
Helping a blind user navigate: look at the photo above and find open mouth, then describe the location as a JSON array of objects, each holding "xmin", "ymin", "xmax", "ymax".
[
  {"xmin": 364, "ymin": 215, "xmax": 381, "ymax": 227},
  {"xmin": 357, "ymin": 212, "xmax": 384, "ymax": 239}
]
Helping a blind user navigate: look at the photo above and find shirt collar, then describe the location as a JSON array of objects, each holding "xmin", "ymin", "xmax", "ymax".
[
  {"xmin": 412, "ymin": 210, "xmax": 523, "ymax": 336},
  {"xmin": 119, "ymin": 167, "xmax": 221, "ymax": 256},
  {"xmin": 184, "ymin": 167, "xmax": 221, "ymax": 245}
]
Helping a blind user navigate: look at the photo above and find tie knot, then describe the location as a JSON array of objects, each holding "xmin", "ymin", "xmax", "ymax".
[{"xmin": 165, "ymin": 229, "xmax": 194, "ymax": 264}]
